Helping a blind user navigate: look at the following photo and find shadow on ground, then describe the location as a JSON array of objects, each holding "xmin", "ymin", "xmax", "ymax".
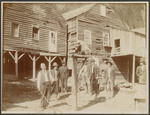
[
  {"xmin": 2, "ymin": 79, "xmax": 41, "ymax": 111},
  {"xmin": 77, "ymin": 96, "xmax": 106, "ymax": 111}
]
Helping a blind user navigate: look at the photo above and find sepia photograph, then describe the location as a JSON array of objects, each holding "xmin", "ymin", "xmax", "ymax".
[{"xmin": 1, "ymin": 1, "xmax": 149, "ymax": 114}]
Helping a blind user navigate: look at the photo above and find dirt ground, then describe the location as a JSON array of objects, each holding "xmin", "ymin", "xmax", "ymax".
[{"xmin": 1, "ymin": 79, "xmax": 148, "ymax": 114}]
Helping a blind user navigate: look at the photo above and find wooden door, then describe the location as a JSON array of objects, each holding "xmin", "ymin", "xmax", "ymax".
[{"xmin": 49, "ymin": 31, "xmax": 57, "ymax": 52}]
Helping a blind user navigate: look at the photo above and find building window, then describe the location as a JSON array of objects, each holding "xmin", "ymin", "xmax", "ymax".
[
  {"xmin": 84, "ymin": 29, "xmax": 92, "ymax": 44},
  {"xmin": 32, "ymin": 27, "xmax": 39, "ymax": 40},
  {"xmin": 50, "ymin": 32, "xmax": 57, "ymax": 45},
  {"xmin": 49, "ymin": 31, "xmax": 57, "ymax": 52},
  {"xmin": 103, "ymin": 32, "xmax": 110, "ymax": 46},
  {"xmin": 100, "ymin": 5, "xmax": 106, "ymax": 16},
  {"xmin": 114, "ymin": 39, "xmax": 120, "ymax": 48},
  {"xmin": 11, "ymin": 23, "xmax": 19, "ymax": 37}
]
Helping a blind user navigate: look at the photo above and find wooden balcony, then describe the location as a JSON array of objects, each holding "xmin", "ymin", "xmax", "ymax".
[{"xmin": 111, "ymin": 47, "xmax": 121, "ymax": 56}]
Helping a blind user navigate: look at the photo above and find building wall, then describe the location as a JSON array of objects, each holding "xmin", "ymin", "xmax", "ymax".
[
  {"xmin": 110, "ymin": 28, "xmax": 146, "ymax": 57},
  {"xmin": 3, "ymin": 3, "xmax": 66, "ymax": 55}
]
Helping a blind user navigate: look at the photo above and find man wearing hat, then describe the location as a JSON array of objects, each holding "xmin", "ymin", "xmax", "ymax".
[
  {"xmin": 50, "ymin": 62, "xmax": 59, "ymax": 100},
  {"xmin": 90, "ymin": 58, "xmax": 100, "ymax": 99},
  {"xmin": 105, "ymin": 61, "xmax": 115, "ymax": 100},
  {"xmin": 58, "ymin": 61, "xmax": 69, "ymax": 93},
  {"xmin": 136, "ymin": 58, "xmax": 146, "ymax": 84},
  {"xmin": 37, "ymin": 63, "xmax": 51, "ymax": 110}
]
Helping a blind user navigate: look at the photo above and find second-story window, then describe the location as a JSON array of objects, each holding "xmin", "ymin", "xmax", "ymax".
[
  {"xmin": 32, "ymin": 27, "xmax": 39, "ymax": 40},
  {"xmin": 114, "ymin": 39, "xmax": 120, "ymax": 48},
  {"xmin": 100, "ymin": 5, "xmax": 106, "ymax": 16},
  {"xmin": 11, "ymin": 22, "xmax": 19, "ymax": 38},
  {"xmin": 84, "ymin": 29, "xmax": 92, "ymax": 44},
  {"xmin": 103, "ymin": 32, "xmax": 110, "ymax": 46}
]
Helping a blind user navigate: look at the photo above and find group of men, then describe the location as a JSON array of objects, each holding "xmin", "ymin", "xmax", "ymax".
[
  {"xmin": 37, "ymin": 61, "xmax": 69, "ymax": 110},
  {"xmin": 78, "ymin": 57, "xmax": 115, "ymax": 100}
]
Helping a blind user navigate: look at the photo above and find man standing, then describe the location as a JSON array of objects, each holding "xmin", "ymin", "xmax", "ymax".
[
  {"xmin": 105, "ymin": 61, "xmax": 115, "ymax": 100},
  {"xmin": 78, "ymin": 58, "xmax": 91, "ymax": 94},
  {"xmin": 99, "ymin": 58, "xmax": 109, "ymax": 90},
  {"xmin": 37, "ymin": 63, "xmax": 51, "ymax": 110},
  {"xmin": 58, "ymin": 61, "xmax": 69, "ymax": 93},
  {"xmin": 90, "ymin": 58, "xmax": 100, "ymax": 99},
  {"xmin": 136, "ymin": 58, "xmax": 146, "ymax": 85},
  {"xmin": 50, "ymin": 62, "xmax": 59, "ymax": 100}
]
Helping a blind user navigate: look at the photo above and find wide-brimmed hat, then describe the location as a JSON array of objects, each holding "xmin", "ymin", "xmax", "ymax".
[
  {"xmin": 106, "ymin": 61, "xmax": 113, "ymax": 65},
  {"xmin": 52, "ymin": 62, "xmax": 58, "ymax": 67},
  {"xmin": 102, "ymin": 58, "xmax": 108, "ymax": 61}
]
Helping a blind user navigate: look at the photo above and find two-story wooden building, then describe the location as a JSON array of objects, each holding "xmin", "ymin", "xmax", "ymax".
[
  {"xmin": 62, "ymin": 3, "xmax": 126, "ymax": 72},
  {"xmin": 62, "ymin": 3, "xmax": 147, "ymax": 85},
  {"xmin": 110, "ymin": 27, "xmax": 147, "ymax": 84},
  {"xmin": 3, "ymin": 3, "xmax": 67, "ymax": 81}
]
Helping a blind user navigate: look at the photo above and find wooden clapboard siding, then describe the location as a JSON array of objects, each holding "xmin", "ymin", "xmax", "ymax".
[
  {"xmin": 110, "ymin": 28, "xmax": 146, "ymax": 57},
  {"xmin": 78, "ymin": 16, "xmax": 109, "ymax": 55},
  {"xmin": 3, "ymin": 3, "xmax": 66, "ymax": 55},
  {"xmin": 87, "ymin": 4, "xmax": 125, "ymax": 30}
]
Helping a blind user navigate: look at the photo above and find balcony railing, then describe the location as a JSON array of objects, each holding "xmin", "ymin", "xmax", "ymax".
[{"xmin": 111, "ymin": 47, "xmax": 120, "ymax": 55}]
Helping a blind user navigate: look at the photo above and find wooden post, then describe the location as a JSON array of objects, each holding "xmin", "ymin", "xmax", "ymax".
[
  {"xmin": 132, "ymin": 55, "xmax": 135, "ymax": 85},
  {"xmin": 15, "ymin": 51, "xmax": 18, "ymax": 79},
  {"xmin": 71, "ymin": 56, "xmax": 77, "ymax": 110},
  {"xmin": 127, "ymin": 57, "xmax": 129, "ymax": 82},
  {"xmin": 33, "ymin": 55, "xmax": 36, "ymax": 81},
  {"xmin": 48, "ymin": 56, "xmax": 51, "ymax": 71}
]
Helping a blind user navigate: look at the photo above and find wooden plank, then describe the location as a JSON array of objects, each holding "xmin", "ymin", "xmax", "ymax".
[
  {"xmin": 36, "ymin": 56, "xmax": 40, "ymax": 61},
  {"xmin": 18, "ymin": 53, "xmax": 25, "ymax": 60},
  {"xmin": 15, "ymin": 51, "xmax": 18, "ymax": 79},
  {"xmin": 51, "ymin": 56, "xmax": 57, "ymax": 63},
  {"xmin": 71, "ymin": 56, "xmax": 77, "ymax": 110},
  {"xmin": 48, "ymin": 56, "xmax": 51, "ymax": 72},
  {"xmin": 132, "ymin": 55, "xmax": 135, "ymax": 85},
  {"xmin": 44, "ymin": 56, "xmax": 49, "ymax": 62},
  {"xmin": 33, "ymin": 55, "xmax": 36, "ymax": 81},
  {"xmin": 8, "ymin": 51, "xmax": 15, "ymax": 61}
]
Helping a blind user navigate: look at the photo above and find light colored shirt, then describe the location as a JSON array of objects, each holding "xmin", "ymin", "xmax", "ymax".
[
  {"xmin": 43, "ymin": 70, "xmax": 49, "ymax": 82},
  {"xmin": 108, "ymin": 67, "xmax": 111, "ymax": 78},
  {"xmin": 92, "ymin": 65, "xmax": 94, "ymax": 73}
]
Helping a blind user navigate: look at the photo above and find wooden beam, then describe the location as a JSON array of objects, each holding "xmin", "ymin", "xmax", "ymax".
[
  {"xmin": 28, "ymin": 54, "xmax": 33, "ymax": 61},
  {"xmin": 44, "ymin": 56, "xmax": 49, "ymax": 62},
  {"xmin": 15, "ymin": 51, "xmax": 18, "ymax": 79},
  {"xmin": 18, "ymin": 53, "xmax": 25, "ymax": 60},
  {"xmin": 3, "ymin": 51, "xmax": 6, "ymax": 55},
  {"xmin": 50, "ymin": 56, "xmax": 57, "ymax": 63},
  {"xmin": 127, "ymin": 57, "xmax": 130, "ymax": 82},
  {"xmin": 36, "ymin": 56, "xmax": 40, "ymax": 61},
  {"xmin": 32, "ymin": 55, "xmax": 36, "ymax": 82},
  {"xmin": 8, "ymin": 51, "xmax": 15, "ymax": 61},
  {"xmin": 48, "ymin": 56, "xmax": 51, "ymax": 72},
  {"xmin": 71, "ymin": 56, "xmax": 78, "ymax": 110},
  {"xmin": 58, "ymin": 57, "xmax": 63, "ymax": 62},
  {"xmin": 132, "ymin": 55, "xmax": 135, "ymax": 85}
]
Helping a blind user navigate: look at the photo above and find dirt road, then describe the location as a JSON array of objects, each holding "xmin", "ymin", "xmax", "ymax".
[{"xmin": 2, "ymin": 80, "xmax": 148, "ymax": 114}]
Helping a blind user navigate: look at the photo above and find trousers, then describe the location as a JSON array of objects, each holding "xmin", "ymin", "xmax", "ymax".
[{"xmin": 40, "ymin": 81, "xmax": 51, "ymax": 108}]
